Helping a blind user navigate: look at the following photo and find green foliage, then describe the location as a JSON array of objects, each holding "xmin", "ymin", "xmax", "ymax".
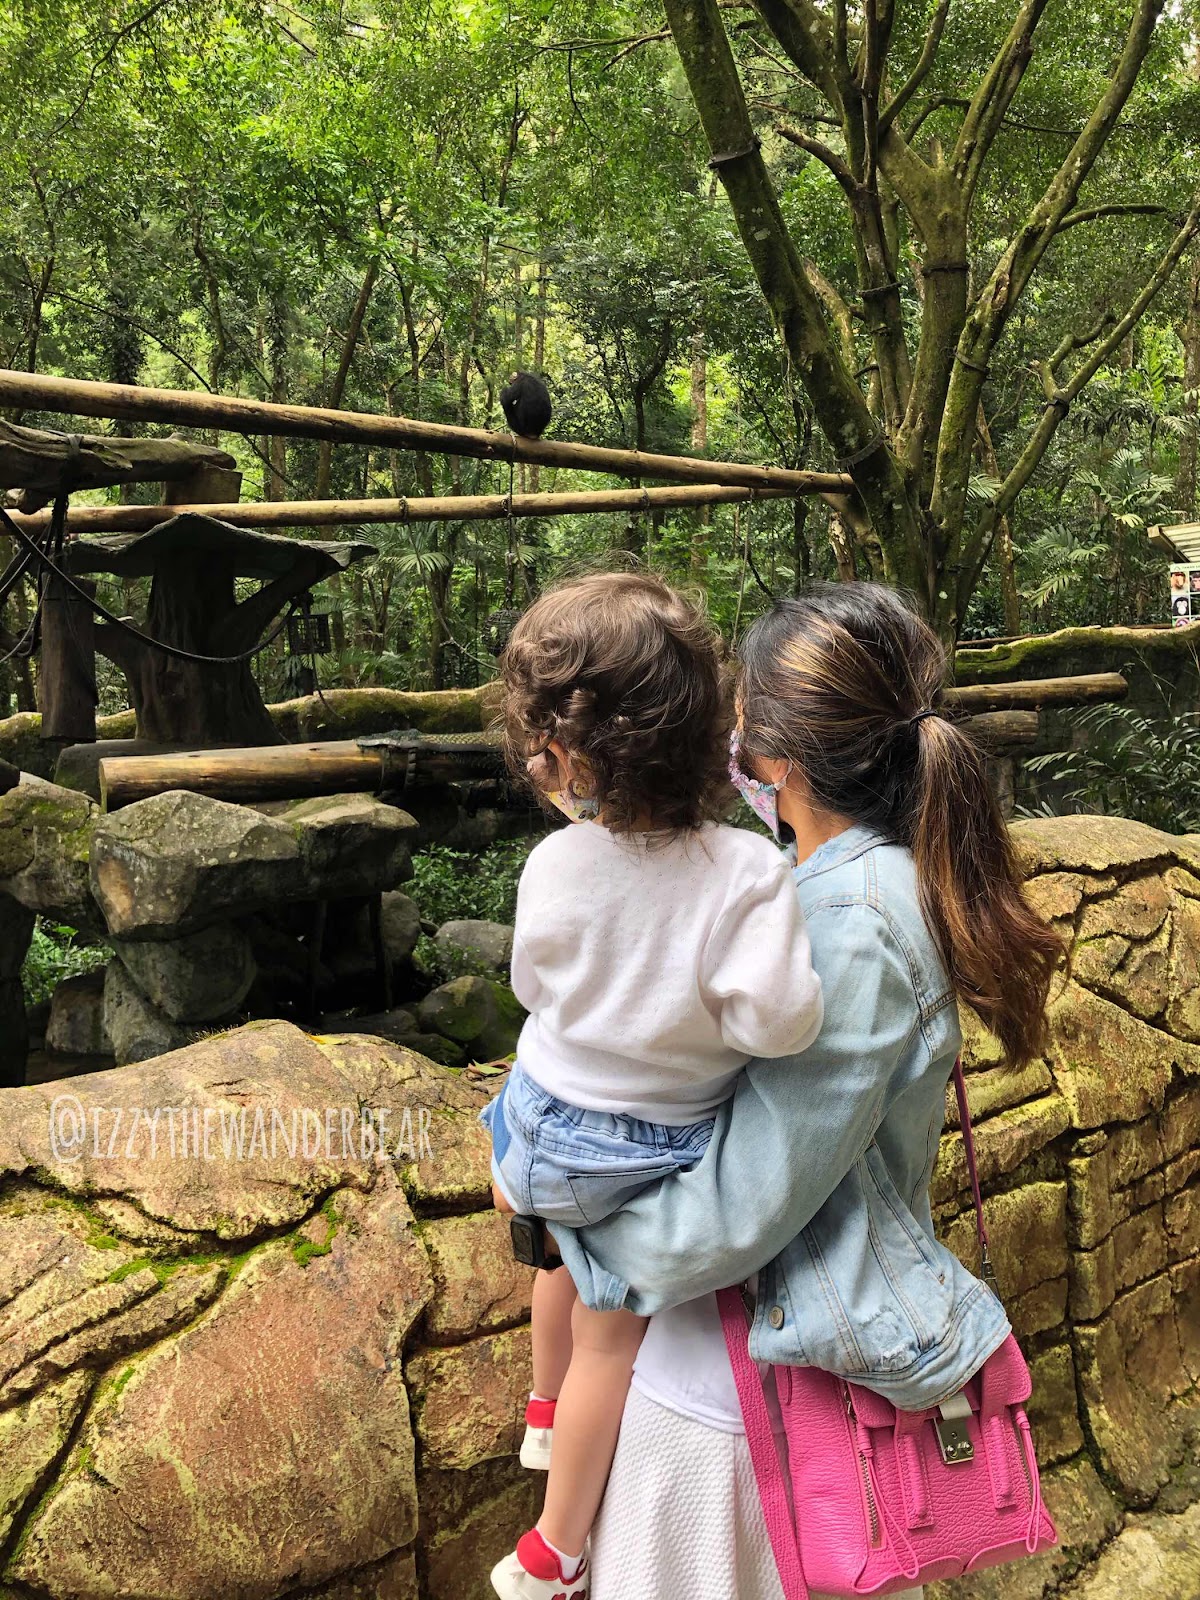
[
  {"xmin": 409, "ymin": 840, "xmax": 536, "ymax": 928},
  {"xmin": 0, "ymin": 0, "xmax": 1196, "ymax": 701},
  {"xmin": 21, "ymin": 919, "xmax": 112, "ymax": 1009},
  {"xmin": 1027, "ymin": 702, "xmax": 1200, "ymax": 835}
]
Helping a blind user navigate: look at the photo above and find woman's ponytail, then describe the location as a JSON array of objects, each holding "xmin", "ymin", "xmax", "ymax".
[
  {"xmin": 908, "ymin": 715, "xmax": 1061, "ymax": 1064},
  {"xmin": 738, "ymin": 584, "xmax": 1063, "ymax": 1068}
]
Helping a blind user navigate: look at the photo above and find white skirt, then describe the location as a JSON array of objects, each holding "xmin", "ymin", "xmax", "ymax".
[{"xmin": 590, "ymin": 1387, "xmax": 923, "ymax": 1600}]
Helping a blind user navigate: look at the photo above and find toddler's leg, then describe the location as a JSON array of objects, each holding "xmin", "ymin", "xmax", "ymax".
[
  {"xmin": 531, "ymin": 1266, "xmax": 578, "ymax": 1400},
  {"xmin": 537, "ymin": 1300, "xmax": 648, "ymax": 1560}
]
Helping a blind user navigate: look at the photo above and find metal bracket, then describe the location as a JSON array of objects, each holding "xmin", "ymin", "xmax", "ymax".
[{"xmin": 936, "ymin": 1394, "xmax": 975, "ymax": 1464}]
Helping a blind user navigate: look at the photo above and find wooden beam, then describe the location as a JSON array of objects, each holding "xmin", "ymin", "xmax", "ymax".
[
  {"xmin": 958, "ymin": 709, "xmax": 1040, "ymax": 747},
  {"xmin": 8, "ymin": 482, "xmax": 804, "ymax": 539},
  {"xmin": 0, "ymin": 419, "xmax": 236, "ymax": 511},
  {"xmin": 947, "ymin": 673, "xmax": 1127, "ymax": 712},
  {"xmin": 0, "ymin": 369, "xmax": 852, "ymax": 496},
  {"xmin": 100, "ymin": 735, "xmax": 506, "ymax": 810}
]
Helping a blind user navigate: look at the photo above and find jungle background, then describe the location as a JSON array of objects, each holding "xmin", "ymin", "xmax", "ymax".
[{"xmin": 1, "ymin": 0, "xmax": 1198, "ymax": 699}]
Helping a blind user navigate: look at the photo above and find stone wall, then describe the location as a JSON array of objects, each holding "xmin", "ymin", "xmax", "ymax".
[{"xmin": 0, "ymin": 814, "xmax": 1197, "ymax": 1599}]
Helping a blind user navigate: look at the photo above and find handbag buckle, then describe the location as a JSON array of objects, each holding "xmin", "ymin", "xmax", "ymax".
[{"xmin": 935, "ymin": 1414, "xmax": 974, "ymax": 1464}]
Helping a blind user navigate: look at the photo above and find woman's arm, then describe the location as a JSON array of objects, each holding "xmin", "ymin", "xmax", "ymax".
[{"xmin": 549, "ymin": 900, "xmax": 925, "ymax": 1313}]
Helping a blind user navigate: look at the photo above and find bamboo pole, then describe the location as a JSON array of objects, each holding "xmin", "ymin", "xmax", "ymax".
[
  {"xmin": 9, "ymin": 482, "xmax": 802, "ymax": 539},
  {"xmin": 0, "ymin": 369, "xmax": 853, "ymax": 496}
]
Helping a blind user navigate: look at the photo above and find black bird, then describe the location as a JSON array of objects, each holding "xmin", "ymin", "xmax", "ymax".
[{"xmin": 500, "ymin": 371, "xmax": 553, "ymax": 438}]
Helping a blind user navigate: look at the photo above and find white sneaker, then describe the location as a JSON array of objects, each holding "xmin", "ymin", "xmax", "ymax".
[
  {"xmin": 491, "ymin": 1529, "xmax": 589, "ymax": 1600},
  {"xmin": 519, "ymin": 1397, "xmax": 555, "ymax": 1470}
]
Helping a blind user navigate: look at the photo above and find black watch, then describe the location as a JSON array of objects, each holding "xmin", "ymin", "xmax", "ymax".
[{"xmin": 510, "ymin": 1213, "xmax": 563, "ymax": 1270}]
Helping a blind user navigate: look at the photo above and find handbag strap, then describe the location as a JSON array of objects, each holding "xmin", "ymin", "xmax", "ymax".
[
  {"xmin": 716, "ymin": 1287, "xmax": 809, "ymax": 1600},
  {"xmin": 952, "ymin": 1057, "xmax": 998, "ymax": 1293}
]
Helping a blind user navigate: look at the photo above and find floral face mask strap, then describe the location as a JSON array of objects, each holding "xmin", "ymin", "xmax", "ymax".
[
  {"xmin": 527, "ymin": 739, "xmax": 600, "ymax": 824},
  {"xmin": 728, "ymin": 728, "xmax": 791, "ymax": 841}
]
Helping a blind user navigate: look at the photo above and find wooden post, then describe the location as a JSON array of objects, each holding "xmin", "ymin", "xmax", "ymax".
[
  {"xmin": 39, "ymin": 574, "xmax": 98, "ymax": 743},
  {"xmin": 164, "ymin": 465, "xmax": 243, "ymax": 505}
]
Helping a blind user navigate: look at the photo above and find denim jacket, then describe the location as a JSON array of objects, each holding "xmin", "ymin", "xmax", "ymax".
[{"xmin": 550, "ymin": 823, "xmax": 1012, "ymax": 1411}]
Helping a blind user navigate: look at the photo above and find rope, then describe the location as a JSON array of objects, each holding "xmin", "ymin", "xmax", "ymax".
[
  {"xmin": 920, "ymin": 261, "xmax": 969, "ymax": 276},
  {"xmin": 859, "ymin": 280, "xmax": 901, "ymax": 300},
  {"xmin": 955, "ymin": 352, "xmax": 991, "ymax": 376},
  {"xmin": 0, "ymin": 507, "xmax": 300, "ymax": 666}
]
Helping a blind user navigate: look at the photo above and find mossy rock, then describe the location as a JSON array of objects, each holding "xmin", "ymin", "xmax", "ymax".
[
  {"xmin": 416, "ymin": 977, "xmax": 524, "ymax": 1061},
  {"xmin": 0, "ymin": 777, "xmax": 98, "ymax": 921}
]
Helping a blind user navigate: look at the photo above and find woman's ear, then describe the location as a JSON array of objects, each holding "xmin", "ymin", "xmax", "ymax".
[{"xmin": 751, "ymin": 753, "xmax": 791, "ymax": 789}]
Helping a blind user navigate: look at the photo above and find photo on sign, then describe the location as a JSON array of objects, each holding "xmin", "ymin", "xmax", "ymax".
[{"xmin": 1169, "ymin": 568, "xmax": 1200, "ymax": 627}]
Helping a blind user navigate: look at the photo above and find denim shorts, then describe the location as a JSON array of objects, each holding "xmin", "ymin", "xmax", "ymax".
[{"xmin": 480, "ymin": 1064, "xmax": 715, "ymax": 1229}]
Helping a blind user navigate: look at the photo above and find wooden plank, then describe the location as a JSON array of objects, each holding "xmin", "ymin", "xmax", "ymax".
[
  {"xmin": 0, "ymin": 369, "xmax": 852, "ymax": 496},
  {"xmin": 0, "ymin": 418, "xmax": 236, "ymax": 510}
]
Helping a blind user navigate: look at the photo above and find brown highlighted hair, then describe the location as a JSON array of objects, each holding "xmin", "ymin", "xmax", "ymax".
[
  {"xmin": 738, "ymin": 584, "xmax": 1062, "ymax": 1066},
  {"xmin": 501, "ymin": 573, "xmax": 728, "ymax": 834}
]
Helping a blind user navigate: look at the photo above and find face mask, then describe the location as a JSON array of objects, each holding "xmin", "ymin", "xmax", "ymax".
[
  {"xmin": 527, "ymin": 754, "xmax": 600, "ymax": 824},
  {"xmin": 729, "ymin": 729, "xmax": 791, "ymax": 841}
]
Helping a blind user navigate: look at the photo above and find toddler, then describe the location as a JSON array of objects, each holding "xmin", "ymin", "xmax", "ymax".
[{"xmin": 482, "ymin": 573, "xmax": 823, "ymax": 1600}]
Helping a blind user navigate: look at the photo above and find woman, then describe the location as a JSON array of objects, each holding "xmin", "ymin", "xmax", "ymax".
[{"xmin": 537, "ymin": 582, "xmax": 1062, "ymax": 1599}]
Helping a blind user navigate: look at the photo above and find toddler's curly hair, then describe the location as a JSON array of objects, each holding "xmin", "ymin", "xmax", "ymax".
[{"xmin": 501, "ymin": 573, "xmax": 730, "ymax": 834}]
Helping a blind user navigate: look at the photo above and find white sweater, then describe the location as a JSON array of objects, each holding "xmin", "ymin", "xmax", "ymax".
[{"xmin": 510, "ymin": 822, "xmax": 823, "ymax": 1123}]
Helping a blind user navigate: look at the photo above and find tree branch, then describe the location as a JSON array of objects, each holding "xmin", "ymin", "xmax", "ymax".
[
  {"xmin": 958, "ymin": 188, "xmax": 1200, "ymax": 608},
  {"xmin": 933, "ymin": 0, "xmax": 1167, "ymax": 540},
  {"xmin": 952, "ymin": 0, "xmax": 1050, "ymax": 202},
  {"xmin": 1053, "ymin": 201, "xmax": 1170, "ymax": 235},
  {"xmin": 880, "ymin": 0, "xmax": 951, "ymax": 133},
  {"xmin": 775, "ymin": 124, "xmax": 858, "ymax": 196}
]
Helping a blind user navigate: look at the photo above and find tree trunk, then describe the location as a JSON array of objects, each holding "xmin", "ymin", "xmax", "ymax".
[
  {"xmin": 39, "ymin": 574, "xmax": 97, "ymax": 743},
  {"xmin": 689, "ymin": 325, "xmax": 711, "ymax": 574},
  {"xmin": 95, "ymin": 555, "xmax": 283, "ymax": 746},
  {"xmin": 1176, "ymin": 250, "xmax": 1200, "ymax": 518},
  {"xmin": 315, "ymin": 257, "xmax": 381, "ymax": 500},
  {"xmin": 977, "ymin": 405, "xmax": 1021, "ymax": 633}
]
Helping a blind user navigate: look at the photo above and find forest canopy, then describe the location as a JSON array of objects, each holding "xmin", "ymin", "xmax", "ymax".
[{"xmin": 1, "ymin": 0, "xmax": 1198, "ymax": 702}]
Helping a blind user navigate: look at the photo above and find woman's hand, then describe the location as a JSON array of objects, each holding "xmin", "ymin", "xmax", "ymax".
[{"xmin": 492, "ymin": 1182, "xmax": 515, "ymax": 1215}]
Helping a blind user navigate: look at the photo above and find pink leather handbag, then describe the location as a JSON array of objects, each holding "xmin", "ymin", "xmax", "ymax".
[{"xmin": 717, "ymin": 1061, "xmax": 1058, "ymax": 1596}]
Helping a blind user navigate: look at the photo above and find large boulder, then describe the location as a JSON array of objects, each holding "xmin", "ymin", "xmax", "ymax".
[
  {"xmin": 281, "ymin": 793, "xmax": 416, "ymax": 897},
  {"xmin": 417, "ymin": 977, "xmax": 525, "ymax": 1062},
  {"xmin": 90, "ymin": 790, "xmax": 418, "ymax": 939},
  {"xmin": 45, "ymin": 969, "xmax": 111, "ymax": 1058},
  {"xmin": 102, "ymin": 959, "xmax": 188, "ymax": 1065},
  {"xmin": 435, "ymin": 919, "xmax": 514, "ymax": 979},
  {"xmin": 0, "ymin": 777, "xmax": 97, "ymax": 922},
  {"xmin": 90, "ymin": 791, "xmax": 301, "ymax": 939},
  {"xmin": 0, "ymin": 1022, "xmax": 514, "ymax": 1599},
  {"xmin": 112, "ymin": 923, "xmax": 256, "ymax": 1024}
]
